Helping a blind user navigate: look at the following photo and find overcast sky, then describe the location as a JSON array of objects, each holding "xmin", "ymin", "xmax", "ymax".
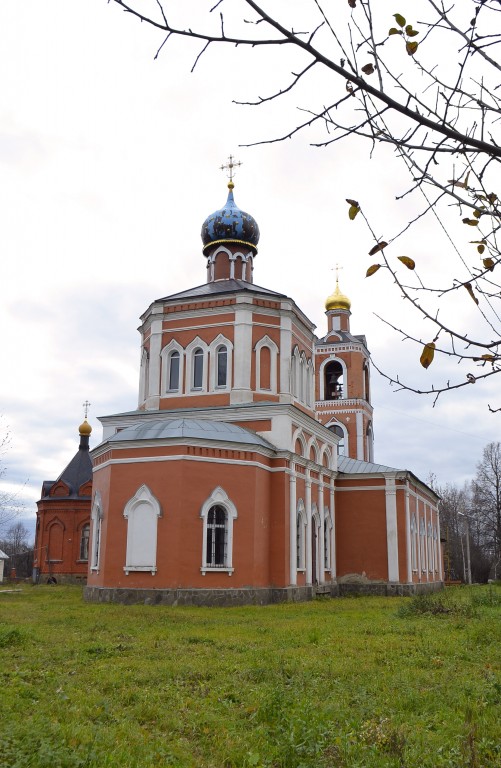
[{"xmin": 1, "ymin": 1, "xmax": 499, "ymax": 539}]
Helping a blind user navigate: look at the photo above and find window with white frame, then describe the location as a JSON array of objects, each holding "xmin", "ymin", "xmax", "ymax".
[
  {"xmin": 208, "ymin": 336, "xmax": 232, "ymax": 391},
  {"xmin": 324, "ymin": 510, "xmax": 332, "ymax": 571},
  {"xmin": 296, "ymin": 501, "xmax": 306, "ymax": 570},
  {"xmin": 328, "ymin": 423, "xmax": 346, "ymax": 456},
  {"xmin": 79, "ymin": 523, "xmax": 90, "ymax": 561},
  {"xmin": 433, "ymin": 525, "xmax": 438, "ymax": 572},
  {"xmin": 427, "ymin": 522, "xmax": 434, "ymax": 572},
  {"xmin": 206, "ymin": 505, "xmax": 227, "ymax": 566},
  {"xmin": 123, "ymin": 485, "xmax": 162, "ymax": 575},
  {"xmin": 161, "ymin": 341, "xmax": 185, "ymax": 395},
  {"xmin": 292, "ymin": 346, "xmax": 300, "ymax": 399},
  {"xmin": 168, "ymin": 350, "xmax": 181, "ymax": 391},
  {"xmin": 200, "ymin": 487, "xmax": 237, "ymax": 574},
  {"xmin": 255, "ymin": 336, "xmax": 279, "ymax": 393},
  {"xmin": 216, "ymin": 346, "xmax": 228, "ymax": 387},
  {"xmin": 419, "ymin": 518, "xmax": 426, "ymax": 572},
  {"xmin": 410, "ymin": 515, "xmax": 417, "ymax": 571},
  {"xmin": 192, "ymin": 347, "xmax": 204, "ymax": 389}
]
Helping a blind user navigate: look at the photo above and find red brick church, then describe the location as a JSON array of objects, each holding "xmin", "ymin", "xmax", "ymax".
[{"xmin": 34, "ymin": 168, "xmax": 443, "ymax": 603}]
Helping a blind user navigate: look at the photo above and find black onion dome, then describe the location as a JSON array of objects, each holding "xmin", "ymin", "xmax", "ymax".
[{"xmin": 201, "ymin": 184, "xmax": 260, "ymax": 253}]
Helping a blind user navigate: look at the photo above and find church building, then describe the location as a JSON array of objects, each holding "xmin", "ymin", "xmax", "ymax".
[
  {"xmin": 33, "ymin": 418, "xmax": 92, "ymax": 583},
  {"xmin": 35, "ymin": 165, "xmax": 443, "ymax": 602}
]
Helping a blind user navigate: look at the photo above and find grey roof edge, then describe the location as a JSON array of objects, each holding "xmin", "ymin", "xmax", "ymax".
[
  {"xmin": 92, "ymin": 417, "xmax": 276, "ymax": 454},
  {"xmin": 337, "ymin": 457, "xmax": 439, "ymax": 501},
  {"xmin": 156, "ymin": 279, "xmax": 287, "ymax": 303}
]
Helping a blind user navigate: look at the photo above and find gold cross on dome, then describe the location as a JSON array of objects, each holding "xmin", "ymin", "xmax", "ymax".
[
  {"xmin": 331, "ymin": 264, "xmax": 343, "ymax": 283},
  {"xmin": 82, "ymin": 400, "xmax": 91, "ymax": 419},
  {"xmin": 220, "ymin": 154, "xmax": 242, "ymax": 182}
]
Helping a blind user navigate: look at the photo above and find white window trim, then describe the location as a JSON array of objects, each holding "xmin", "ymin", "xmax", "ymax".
[
  {"xmin": 291, "ymin": 346, "xmax": 300, "ymax": 399},
  {"xmin": 123, "ymin": 484, "xmax": 162, "ymax": 575},
  {"xmin": 200, "ymin": 487, "xmax": 237, "ymax": 575},
  {"xmin": 296, "ymin": 500, "xmax": 307, "ymax": 571},
  {"xmin": 160, "ymin": 339, "xmax": 185, "ymax": 395},
  {"xmin": 324, "ymin": 508, "xmax": 333, "ymax": 571},
  {"xmin": 255, "ymin": 335, "xmax": 279, "ymax": 393},
  {"xmin": 208, "ymin": 334, "xmax": 233, "ymax": 392},
  {"xmin": 326, "ymin": 419, "xmax": 349, "ymax": 458},
  {"xmin": 185, "ymin": 337, "xmax": 209, "ymax": 394},
  {"xmin": 292, "ymin": 427, "xmax": 307, "ymax": 458}
]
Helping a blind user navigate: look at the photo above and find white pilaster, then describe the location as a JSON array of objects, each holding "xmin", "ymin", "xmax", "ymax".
[
  {"xmin": 146, "ymin": 318, "xmax": 162, "ymax": 410},
  {"xmin": 305, "ymin": 474, "xmax": 312, "ymax": 584},
  {"xmin": 289, "ymin": 470, "xmax": 297, "ymax": 585},
  {"xmin": 318, "ymin": 483, "xmax": 325, "ymax": 584},
  {"xmin": 356, "ymin": 411, "xmax": 364, "ymax": 460},
  {"xmin": 384, "ymin": 475, "xmax": 399, "ymax": 582},
  {"xmin": 405, "ymin": 487, "xmax": 412, "ymax": 583},
  {"xmin": 230, "ymin": 306, "xmax": 253, "ymax": 403},
  {"xmin": 279, "ymin": 314, "xmax": 293, "ymax": 403},
  {"xmin": 330, "ymin": 481, "xmax": 336, "ymax": 578}
]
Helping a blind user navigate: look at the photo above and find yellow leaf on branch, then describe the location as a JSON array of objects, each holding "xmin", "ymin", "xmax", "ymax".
[
  {"xmin": 397, "ymin": 256, "xmax": 415, "ymax": 270},
  {"xmin": 420, "ymin": 343, "xmax": 435, "ymax": 369},
  {"xmin": 366, "ymin": 264, "xmax": 381, "ymax": 277},
  {"xmin": 368, "ymin": 241, "xmax": 388, "ymax": 256}
]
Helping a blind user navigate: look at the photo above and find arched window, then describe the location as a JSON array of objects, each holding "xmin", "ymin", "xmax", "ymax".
[
  {"xmin": 329, "ymin": 424, "xmax": 346, "ymax": 456},
  {"xmin": 206, "ymin": 505, "xmax": 227, "ymax": 566},
  {"xmin": 123, "ymin": 485, "xmax": 162, "ymax": 575},
  {"xmin": 200, "ymin": 487, "xmax": 237, "ymax": 574},
  {"xmin": 296, "ymin": 501, "xmax": 306, "ymax": 570},
  {"xmin": 324, "ymin": 360, "xmax": 344, "ymax": 400},
  {"xmin": 364, "ymin": 362, "xmax": 370, "ymax": 402},
  {"xmin": 216, "ymin": 346, "xmax": 228, "ymax": 388},
  {"xmin": 79, "ymin": 523, "xmax": 90, "ymax": 561},
  {"xmin": 324, "ymin": 511, "xmax": 332, "ymax": 571},
  {"xmin": 168, "ymin": 350, "xmax": 180, "ymax": 391},
  {"xmin": 410, "ymin": 515, "xmax": 417, "ymax": 571},
  {"xmin": 259, "ymin": 346, "xmax": 271, "ymax": 390},
  {"xmin": 419, "ymin": 518, "xmax": 426, "ymax": 572},
  {"xmin": 433, "ymin": 525, "xmax": 438, "ymax": 573},
  {"xmin": 427, "ymin": 522, "xmax": 434, "ymax": 572},
  {"xmin": 192, "ymin": 347, "xmax": 204, "ymax": 390}
]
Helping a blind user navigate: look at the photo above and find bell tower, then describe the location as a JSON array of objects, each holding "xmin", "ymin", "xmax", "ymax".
[{"xmin": 314, "ymin": 279, "xmax": 374, "ymax": 462}]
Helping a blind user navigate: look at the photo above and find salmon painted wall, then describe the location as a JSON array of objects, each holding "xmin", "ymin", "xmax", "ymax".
[
  {"xmin": 88, "ymin": 451, "xmax": 289, "ymax": 590},
  {"xmin": 335, "ymin": 485, "xmax": 388, "ymax": 580}
]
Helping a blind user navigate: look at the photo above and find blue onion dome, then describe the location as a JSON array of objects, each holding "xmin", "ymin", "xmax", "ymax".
[{"xmin": 201, "ymin": 182, "xmax": 260, "ymax": 254}]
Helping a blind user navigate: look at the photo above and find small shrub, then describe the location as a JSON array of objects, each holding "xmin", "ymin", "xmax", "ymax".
[
  {"xmin": 0, "ymin": 626, "xmax": 24, "ymax": 648},
  {"xmin": 397, "ymin": 591, "xmax": 475, "ymax": 618}
]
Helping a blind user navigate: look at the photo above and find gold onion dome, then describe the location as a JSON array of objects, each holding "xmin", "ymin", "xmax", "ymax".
[
  {"xmin": 78, "ymin": 419, "xmax": 92, "ymax": 436},
  {"xmin": 325, "ymin": 280, "xmax": 351, "ymax": 312}
]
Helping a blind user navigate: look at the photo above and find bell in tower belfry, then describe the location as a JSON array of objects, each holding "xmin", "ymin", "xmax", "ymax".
[{"xmin": 314, "ymin": 277, "xmax": 374, "ymax": 462}]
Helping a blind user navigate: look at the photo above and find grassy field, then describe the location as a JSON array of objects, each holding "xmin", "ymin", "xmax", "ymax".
[{"xmin": 0, "ymin": 585, "xmax": 500, "ymax": 768}]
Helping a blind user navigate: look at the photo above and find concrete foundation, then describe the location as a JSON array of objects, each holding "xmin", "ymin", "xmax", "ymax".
[{"xmin": 84, "ymin": 580, "xmax": 443, "ymax": 606}]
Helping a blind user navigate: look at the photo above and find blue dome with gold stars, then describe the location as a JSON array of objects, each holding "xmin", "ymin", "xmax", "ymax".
[{"xmin": 201, "ymin": 183, "xmax": 260, "ymax": 254}]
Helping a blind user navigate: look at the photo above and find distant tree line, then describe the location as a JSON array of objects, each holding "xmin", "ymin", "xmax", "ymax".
[
  {"xmin": 435, "ymin": 442, "xmax": 501, "ymax": 583},
  {"xmin": 0, "ymin": 522, "xmax": 33, "ymax": 579}
]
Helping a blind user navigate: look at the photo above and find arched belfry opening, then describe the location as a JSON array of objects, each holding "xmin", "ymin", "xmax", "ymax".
[{"xmin": 324, "ymin": 361, "xmax": 344, "ymax": 400}]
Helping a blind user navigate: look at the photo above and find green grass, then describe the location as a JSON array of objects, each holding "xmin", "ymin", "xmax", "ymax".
[{"xmin": 0, "ymin": 585, "xmax": 500, "ymax": 768}]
